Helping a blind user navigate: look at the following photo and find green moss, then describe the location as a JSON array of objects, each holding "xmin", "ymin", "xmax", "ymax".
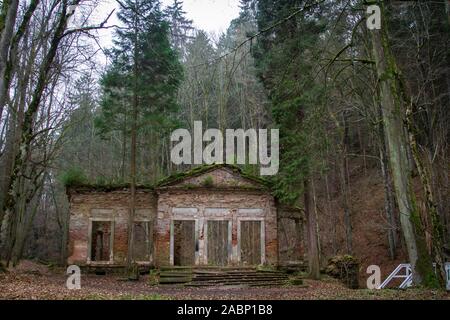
[
  {"xmin": 409, "ymin": 193, "xmax": 440, "ymax": 288},
  {"xmin": 66, "ymin": 164, "xmax": 271, "ymax": 193},
  {"xmin": 148, "ymin": 269, "xmax": 159, "ymax": 286},
  {"xmin": 288, "ymin": 278, "xmax": 304, "ymax": 286},
  {"xmin": 156, "ymin": 163, "xmax": 271, "ymax": 188},
  {"xmin": 201, "ymin": 175, "xmax": 214, "ymax": 187},
  {"xmin": 256, "ymin": 264, "xmax": 276, "ymax": 271}
]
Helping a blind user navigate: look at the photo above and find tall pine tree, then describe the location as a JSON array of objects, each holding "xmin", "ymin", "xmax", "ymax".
[
  {"xmin": 253, "ymin": 0, "xmax": 329, "ymax": 279},
  {"xmin": 96, "ymin": 0, "xmax": 182, "ymax": 276}
]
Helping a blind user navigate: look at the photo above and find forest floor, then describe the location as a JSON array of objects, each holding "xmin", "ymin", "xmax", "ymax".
[{"xmin": 0, "ymin": 262, "xmax": 448, "ymax": 300}]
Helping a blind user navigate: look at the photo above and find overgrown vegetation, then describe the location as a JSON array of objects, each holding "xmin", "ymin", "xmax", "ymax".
[
  {"xmin": 0, "ymin": 0, "xmax": 448, "ymax": 292},
  {"xmin": 59, "ymin": 168, "xmax": 87, "ymax": 188},
  {"xmin": 201, "ymin": 175, "xmax": 214, "ymax": 187}
]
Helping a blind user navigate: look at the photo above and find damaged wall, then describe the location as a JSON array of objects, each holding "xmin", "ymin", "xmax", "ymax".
[
  {"xmin": 67, "ymin": 189, "xmax": 156, "ymax": 266},
  {"xmin": 66, "ymin": 166, "xmax": 299, "ymax": 268},
  {"xmin": 155, "ymin": 167, "xmax": 278, "ymax": 267}
]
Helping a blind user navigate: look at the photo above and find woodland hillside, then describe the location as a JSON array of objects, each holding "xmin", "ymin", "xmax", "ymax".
[{"xmin": 0, "ymin": 0, "xmax": 448, "ymax": 288}]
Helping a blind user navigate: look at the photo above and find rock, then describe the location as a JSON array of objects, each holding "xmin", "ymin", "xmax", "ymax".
[
  {"xmin": 13, "ymin": 260, "xmax": 50, "ymax": 275},
  {"xmin": 325, "ymin": 255, "xmax": 360, "ymax": 289}
]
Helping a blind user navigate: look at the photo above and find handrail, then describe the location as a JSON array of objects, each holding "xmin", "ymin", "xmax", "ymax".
[
  {"xmin": 379, "ymin": 262, "xmax": 449, "ymax": 290},
  {"xmin": 378, "ymin": 263, "xmax": 412, "ymax": 289}
]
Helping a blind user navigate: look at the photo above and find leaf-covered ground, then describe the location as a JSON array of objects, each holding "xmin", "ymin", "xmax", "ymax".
[{"xmin": 0, "ymin": 269, "xmax": 448, "ymax": 300}]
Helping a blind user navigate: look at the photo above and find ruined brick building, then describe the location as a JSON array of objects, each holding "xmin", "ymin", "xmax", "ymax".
[{"xmin": 67, "ymin": 164, "xmax": 304, "ymax": 268}]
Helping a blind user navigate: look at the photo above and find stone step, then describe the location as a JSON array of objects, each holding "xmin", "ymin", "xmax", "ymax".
[
  {"xmin": 159, "ymin": 276, "xmax": 192, "ymax": 284},
  {"xmin": 193, "ymin": 270, "xmax": 285, "ymax": 275},
  {"xmin": 193, "ymin": 272, "xmax": 286, "ymax": 277},
  {"xmin": 159, "ymin": 266, "xmax": 193, "ymax": 271},
  {"xmin": 193, "ymin": 271, "xmax": 287, "ymax": 275},
  {"xmin": 192, "ymin": 276, "xmax": 288, "ymax": 281},
  {"xmin": 160, "ymin": 271, "xmax": 192, "ymax": 276},
  {"xmin": 192, "ymin": 272, "xmax": 288, "ymax": 277},
  {"xmin": 188, "ymin": 278, "xmax": 288, "ymax": 285},
  {"xmin": 161, "ymin": 266, "xmax": 255, "ymax": 271},
  {"xmin": 158, "ymin": 267, "xmax": 289, "ymax": 287},
  {"xmin": 186, "ymin": 281, "xmax": 287, "ymax": 287}
]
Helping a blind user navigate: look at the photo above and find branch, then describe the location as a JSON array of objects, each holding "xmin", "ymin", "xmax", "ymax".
[
  {"xmin": 188, "ymin": 0, "xmax": 326, "ymax": 69},
  {"xmin": 62, "ymin": 9, "xmax": 116, "ymax": 37},
  {"xmin": 323, "ymin": 58, "xmax": 375, "ymax": 65}
]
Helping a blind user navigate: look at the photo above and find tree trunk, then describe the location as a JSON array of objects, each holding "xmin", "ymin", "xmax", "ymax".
[
  {"xmin": 0, "ymin": 0, "xmax": 40, "ymax": 121},
  {"xmin": 126, "ymin": 9, "xmax": 139, "ymax": 278},
  {"xmin": 377, "ymin": 106, "xmax": 398, "ymax": 259},
  {"xmin": 340, "ymin": 110, "xmax": 352, "ymax": 254},
  {"xmin": 0, "ymin": 2, "xmax": 78, "ymax": 264},
  {"xmin": 405, "ymin": 103, "xmax": 446, "ymax": 286},
  {"xmin": 0, "ymin": 0, "xmax": 19, "ymax": 120},
  {"xmin": 370, "ymin": 2, "xmax": 437, "ymax": 287},
  {"xmin": 304, "ymin": 178, "xmax": 320, "ymax": 279}
]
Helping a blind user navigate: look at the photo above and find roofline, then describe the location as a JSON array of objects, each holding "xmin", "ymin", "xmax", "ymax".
[
  {"xmin": 155, "ymin": 163, "xmax": 270, "ymax": 188},
  {"xmin": 66, "ymin": 164, "xmax": 271, "ymax": 193}
]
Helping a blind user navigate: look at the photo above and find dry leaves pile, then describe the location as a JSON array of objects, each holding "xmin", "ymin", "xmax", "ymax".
[{"xmin": 0, "ymin": 270, "xmax": 448, "ymax": 300}]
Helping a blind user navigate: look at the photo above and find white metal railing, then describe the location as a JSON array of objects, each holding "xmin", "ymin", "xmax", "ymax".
[
  {"xmin": 379, "ymin": 262, "xmax": 450, "ymax": 290},
  {"xmin": 378, "ymin": 263, "xmax": 412, "ymax": 289}
]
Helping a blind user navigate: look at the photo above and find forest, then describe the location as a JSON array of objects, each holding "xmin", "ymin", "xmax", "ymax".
[{"xmin": 0, "ymin": 0, "xmax": 449, "ymax": 298}]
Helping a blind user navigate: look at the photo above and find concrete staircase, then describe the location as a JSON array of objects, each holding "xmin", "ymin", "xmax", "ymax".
[{"xmin": 159, "ymin": 266, "xmax": 289, "ymax": 287}]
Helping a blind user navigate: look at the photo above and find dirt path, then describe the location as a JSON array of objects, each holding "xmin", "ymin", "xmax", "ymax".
[{"xmin": 0, "ymin": 271, "xmax": 448, "ymax": 300}]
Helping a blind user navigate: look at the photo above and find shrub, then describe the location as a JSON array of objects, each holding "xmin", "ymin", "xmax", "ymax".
[
  {"xmin": 60, "ymin": 167, "xmax": 87, "ymax": 187},
  {"xmin": 325, "ymin": 255, "xmax": 360, "ymax": 289},
  {"xmin": 201, "ymin": 175, "xmax": 214, "ymax": 187}
]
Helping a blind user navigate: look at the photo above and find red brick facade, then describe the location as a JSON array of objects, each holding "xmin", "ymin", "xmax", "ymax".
[{"xmin": 67, "ymin": 166, "xmax": 284, "ymax": 267}]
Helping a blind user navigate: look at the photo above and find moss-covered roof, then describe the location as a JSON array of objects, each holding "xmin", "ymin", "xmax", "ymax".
[
  {"xmin": 66, "ymin": 164, "xmax": 271, "ymax": 193},
  {"xmin": 66, "ymin": 183, "xmax": 154, "ymax": 193},
  {"xmin": 155, "ymin": 163, "xmax": 271, "ymax": 188}
]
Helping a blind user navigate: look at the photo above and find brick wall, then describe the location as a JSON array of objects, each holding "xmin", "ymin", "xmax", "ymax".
[
  {"xmin": 67, "ymin": 167, "xmax": 280, "ymax": 267},
  {"xmin": 155, "ymin": 168, "xmax": 278, "ymax": 267},
  {"xmin": 67, "ymin": 190, "xmax": 156, "ymax": 266}
]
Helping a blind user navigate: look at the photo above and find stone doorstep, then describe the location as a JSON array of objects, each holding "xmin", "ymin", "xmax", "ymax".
[{"xmin": 158, "ymin": 267, "xmax": 289, "ymax": 287}]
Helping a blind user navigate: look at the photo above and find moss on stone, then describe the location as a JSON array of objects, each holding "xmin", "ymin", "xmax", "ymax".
[
  {"xmin": 156, "ymin": 163, "xmax": 271, "ymax": 188},
  {"xmin": 201, "ymin": 175, "xmax": 214, "ymax": 187},
  {"xmin": 65, "ymin": 164, "xmax": 272, "ymax": 194}
]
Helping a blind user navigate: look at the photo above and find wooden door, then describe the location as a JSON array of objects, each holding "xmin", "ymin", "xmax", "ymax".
[
  {"xmin": 240, "ymin": 220, "xmax": 262, "ymax": 265},
  {"xmin": 173, "ymin": 220, "xmax": 196, "ymax": 266},
  {"xmin": 207, "ymin": 220, "xmax": 229, "ymax": 266}
]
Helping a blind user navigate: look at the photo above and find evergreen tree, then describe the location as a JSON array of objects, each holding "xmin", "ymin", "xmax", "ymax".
[
  {"xmin": 96, "ymin": 0, "xmax": 182, "ymax": 274},
  {"xmin": 253, "ymin": 0, "xmax": 329, "ymax": 279},
  {"xmin": 164, "ymin": 0, "xmax": 194, "ymax": 59}
]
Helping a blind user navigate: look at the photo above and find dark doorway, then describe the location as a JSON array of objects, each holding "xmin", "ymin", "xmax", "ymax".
[
  {"xmin": 91, "ymin": 221, "xmax": 112, "ymax": 261},
  {"xmin": 173, "ymin": 220, "xmax": 196, "ymax": 266}
]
